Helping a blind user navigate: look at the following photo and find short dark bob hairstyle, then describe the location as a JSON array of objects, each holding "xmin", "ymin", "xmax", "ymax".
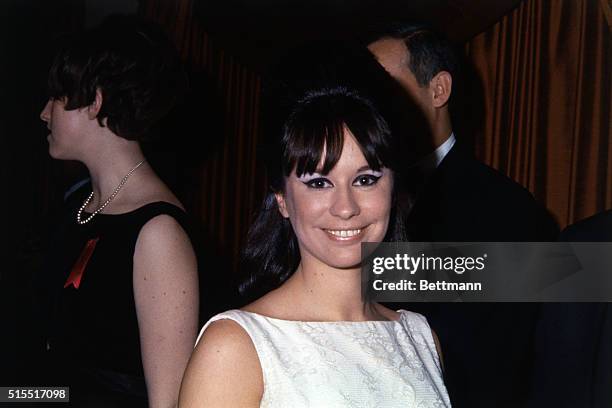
[
  {"xmin": 47, "ymin": 15, "xmax": 186, "ymax": 141},
  {"xmin": 239, "ymin": 44, "xmax": 407, "ymax": 301}
]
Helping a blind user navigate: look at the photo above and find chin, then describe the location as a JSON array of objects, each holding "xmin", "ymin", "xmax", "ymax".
[
  {"xmin": 324, "ymin": 254, "xmax": 364, "ymax": 270},
  {"xmin": 48, "ymin": 145, "xmax": 74, "ymax": 161},
  {"xmin": 48, "ymin": 149, "xmax": 67, "ymax": 160},
  {"xmin": 47, "ymin": 146, "xmax": 61, "ymax": 159}
]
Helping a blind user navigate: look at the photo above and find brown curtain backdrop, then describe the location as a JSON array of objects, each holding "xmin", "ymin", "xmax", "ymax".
[
  {"xmin": 466, "ymin": 0, "xmax": 611, "ymax": 228},
  {"xmin": 138, "ymin": 0, "xmax": 609, "ymax": 266},
  {"xmin": 139, "ymin": 0, "xmax": 265, "ymax": 272}
]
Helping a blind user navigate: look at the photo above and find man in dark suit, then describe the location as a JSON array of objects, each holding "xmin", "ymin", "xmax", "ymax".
[
  {"xmin": 529, "ymin": 210, "xmax": 612, "ymax": 408},
  {"xmin": 366, "ymin": 23, "xmax": 558, "ymax": 407}
]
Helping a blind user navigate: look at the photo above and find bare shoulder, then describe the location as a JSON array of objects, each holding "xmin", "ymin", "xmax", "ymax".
[
  {"xmin": 197, "ymin": 319, "xmax": 259, "ymax": 359},
  {"xmin": 373, "ymin": 303, "xmax": 402, "ymax": 321},
  {"xmin": 133, "ymin": 213, "xmax": 195, "ymax": 274},
  {"xmin": 179, "ymin": 319, "xmax": 263, "ymax": 407},
  {"xmin": 140, "ymin": 211, "xmax": 186, "ymax": 232},
  {"xmin": 136, "ymin": 213, "xmax": 192, "ymax": 250}
]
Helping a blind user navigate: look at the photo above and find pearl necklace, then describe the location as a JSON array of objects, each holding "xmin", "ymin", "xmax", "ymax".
[{"xmin": 76, "ymin": 159, "xmax": 147, "ymax": 225}]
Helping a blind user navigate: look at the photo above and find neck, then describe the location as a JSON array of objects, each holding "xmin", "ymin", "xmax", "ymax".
[
  {"xmin": 285, "ymin": 257, "xmax": 381, "ymax": 321},
  {"xmin": 429, "ymin": 110, "xmax": 453, "ymax": 150},
  {"xmin": 82, "ymin": 138, "xmax": 146, "ymax": 208}
]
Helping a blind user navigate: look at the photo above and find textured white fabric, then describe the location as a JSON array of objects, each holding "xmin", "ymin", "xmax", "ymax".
[{"xmin": 196, "ymin": 309, "xmax": 451, "ymax": 407}]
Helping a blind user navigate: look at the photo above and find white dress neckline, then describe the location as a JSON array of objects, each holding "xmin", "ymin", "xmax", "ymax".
[{"xmin": 238, "ymin": 308, "xmax": 408, "ymax": 325}]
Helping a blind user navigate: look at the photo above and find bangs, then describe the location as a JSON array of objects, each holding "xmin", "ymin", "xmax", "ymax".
[
  {"xmin": 282, "ymin": 87, "xmax": 393, "ymax": 177},
  {"xmin": 47, "ymin": 37, "xmax": 95, "ymax": 109}
]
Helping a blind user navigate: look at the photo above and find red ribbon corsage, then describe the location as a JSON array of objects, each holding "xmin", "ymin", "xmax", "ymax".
[{"xmin": 64, "ymin": 237, "xmax": 99, "ymax": 289}]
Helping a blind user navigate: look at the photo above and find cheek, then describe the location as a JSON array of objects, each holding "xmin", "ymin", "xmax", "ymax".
[
  {"xmin": 50, "ymin": 111, "xmax": 66, "ymax": 132},
  {"xmin": 285, "ymin": 191, "xmax": 328, "ymax": 226},
  {"xmin": 52, "ymin": 109, "xmax": 82, "ymax": 134},
  {"xmin": 364, "ymin": 199, "xmax": 392, "ymax": 221},
  {"xmin": 362, "ymin": 186, "xmax": 393, "ymax": 223}
]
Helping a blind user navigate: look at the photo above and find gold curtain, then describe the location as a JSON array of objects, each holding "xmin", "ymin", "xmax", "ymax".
[
  {"xmin": 466, "ymin": 0, "xmax": 611, "ymax": 228},
  {"xmin": 139, "ymin": 0, "xmax": 610, "ymax": 252},
  {"xmin": 139, "ymin": 0, "xmax": 265, "ymax": 271}
]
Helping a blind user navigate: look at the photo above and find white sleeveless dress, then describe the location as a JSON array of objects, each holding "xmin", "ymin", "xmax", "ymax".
[{"xmin": 196, "ymin": 309, "xmax": 451, "ymax": 407}]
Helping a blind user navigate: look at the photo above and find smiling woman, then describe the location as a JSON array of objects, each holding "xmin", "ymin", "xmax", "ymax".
[{"xmin": 178, "ymin": 44, "xmax": 451, "ymax": 407}]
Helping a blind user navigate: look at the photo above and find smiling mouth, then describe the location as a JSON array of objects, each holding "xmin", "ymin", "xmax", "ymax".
[{"xmin": 324, "ymin": 228, "xmax": 365, "ymax": 240}]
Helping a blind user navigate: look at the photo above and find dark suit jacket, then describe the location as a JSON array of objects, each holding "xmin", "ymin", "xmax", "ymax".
[
  {"xmin": 528, "ymin": 210, "xmax": 612, "ymax": 408},
  {"xmin": 406, "ymin": 143, "xmax": 557, "ymax": 242},
  {"xmin": 401, "ymin": 143, "xmax": 559, "ymax": 408}
]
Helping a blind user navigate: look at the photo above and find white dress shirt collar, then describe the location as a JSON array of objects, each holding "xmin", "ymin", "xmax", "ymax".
[{"xmin": 415, "ymin": 132, "xmax": 456, "ymax": 177}]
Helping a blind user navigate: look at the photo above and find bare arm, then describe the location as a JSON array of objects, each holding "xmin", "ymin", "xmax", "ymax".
[
  {"xmin": 178, "ymin": 320, "xmax": 263, "ymax": 407},
  {"xmin": 133, "ymin": 215, "xmax": 199, "ymax": 408}
]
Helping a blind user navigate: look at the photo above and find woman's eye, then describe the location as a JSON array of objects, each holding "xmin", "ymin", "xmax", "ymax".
[
  {"xmin": 354, "ymin": 174, "xmax": 381, "ymax": 186},
  {"xmin": 304, "ymin": 178, "xmax": 332, "ymax": 189}
]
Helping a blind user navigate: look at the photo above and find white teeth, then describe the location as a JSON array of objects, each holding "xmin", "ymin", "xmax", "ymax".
[{"xmin": 326, "ymin": 229, "xmax": 362, "ymax": 238}]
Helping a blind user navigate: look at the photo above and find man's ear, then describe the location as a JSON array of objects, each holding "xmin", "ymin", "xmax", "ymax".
[
  {"xmin": 87, "ymin": 88, "xmax": 103, "ymax": 120},
  {"xmin": 429, "ymin": 71, "xmax": 452, "ymax": 108},
  {"xmin": 275, "ymin": 192, "xmax": 290, "ymax": 218}
]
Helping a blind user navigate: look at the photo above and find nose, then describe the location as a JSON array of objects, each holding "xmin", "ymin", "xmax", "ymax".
[
  {"xmin": 329, "ymin": 185, "xmax": 360, "ymax": 219},
  {"xmin": 40, "ymin": 99, "xmax": 52, "ymax": 123}
]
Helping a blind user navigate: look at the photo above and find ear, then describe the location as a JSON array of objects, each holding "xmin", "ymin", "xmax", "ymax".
[
  {"xmin": 87, "ymin": 88, "xmax": 103, "ymax": 120},
  {"xmin": 429, "ymin": 71, "xmax": 452, "ymax": 108},
  {"xmin": 274, "ymin": 192, "xmax": 290, "ymax": 218}
]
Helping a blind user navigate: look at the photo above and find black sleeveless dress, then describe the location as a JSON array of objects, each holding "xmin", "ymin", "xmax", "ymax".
[{"xmin": 41, "ymin": 191, "xmax": 196, "ymax": 407}]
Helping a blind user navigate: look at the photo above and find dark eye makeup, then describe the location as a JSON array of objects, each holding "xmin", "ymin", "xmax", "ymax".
[
  {"xmin": 302, "ymin": 178, "xmax": 333, "ymax": 189},
  {"xmin": 353, "ymin": 174, "xmax": 381, "ymax": 186},
  {"xmin": 299, "ymin": 171, "xmax": 383, "ymax": 189}
]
